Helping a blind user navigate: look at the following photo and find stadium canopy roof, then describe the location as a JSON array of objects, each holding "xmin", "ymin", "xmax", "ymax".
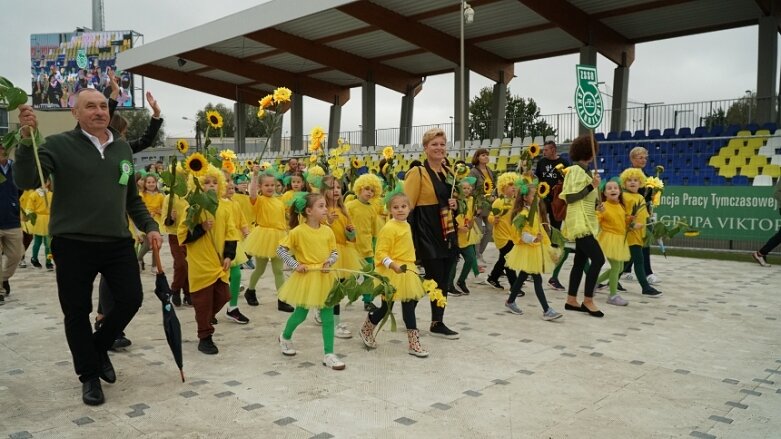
[{"xmin": 117, "ymin": 0, "xmax": 779, "ymax": 107}]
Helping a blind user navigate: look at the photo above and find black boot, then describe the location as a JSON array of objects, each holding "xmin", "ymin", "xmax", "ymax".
[
  {"xmin": 245, "ymin": 289, "xmax": 259, "ymax": 306},
  {"xmin": 171, "ymin": 290, "xmax": 182, "ymax": 307},
  {"xmin": 183, "ymin": 293, "xmax": 192, "ymax": 306},
  {"xmin": 82, "ymin": 379, "xmax": 104, "ymax": 405},
  {"xmin": 277, "ymin": 299, "xmax": 294, "ymax": 313},
  {"xmin": 198, "ymin": 335, "xmax": 219, "ymax": 355}
]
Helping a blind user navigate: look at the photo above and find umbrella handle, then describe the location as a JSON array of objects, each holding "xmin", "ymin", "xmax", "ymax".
[{"xmin": 151, "ymin": 239, "xmax": 165, "ymax": 275}]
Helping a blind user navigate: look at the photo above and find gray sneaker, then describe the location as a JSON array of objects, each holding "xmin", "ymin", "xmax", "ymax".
[
  {"xmin": 607, "ymin": 294, "xmax": 629, "ymax": 306},
  {"xmin": 542, "ymin": 308, "xmax": 563, "ymax": 320},
  {"xmin": 505, "ymin": 301, "xmax": 523, "ymax": 315},
  {"xmin": 752, "ymin": 251, "xmax": 770, "ymax": 267}
]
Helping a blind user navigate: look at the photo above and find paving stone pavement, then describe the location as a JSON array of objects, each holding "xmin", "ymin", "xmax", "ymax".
[{"xmin": 1, "ymin": 244, "xmax": 779, "ymax": 438}]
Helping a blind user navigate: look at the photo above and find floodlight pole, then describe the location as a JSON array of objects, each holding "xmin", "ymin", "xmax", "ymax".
[{"xmin": 459, "ymin": 1, "xmax": 465, "ymax": 160}]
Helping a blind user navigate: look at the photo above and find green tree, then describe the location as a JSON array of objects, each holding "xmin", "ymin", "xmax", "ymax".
[
  {"xmin": 702, "ymin": 92, "xmax": 758, "ymax": 127},
  {"xmin": 468, "ymin": 87, "xmax": 555, "ymax": 140},
  {"xmin": 193, "ymin": 102, "xmax": 269, "ymax": 138},
  {"xmin": 121, "ymin": 108, "xmax": 166, "ymax": 147}
]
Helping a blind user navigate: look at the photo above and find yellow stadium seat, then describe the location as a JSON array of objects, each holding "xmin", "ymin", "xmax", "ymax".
[
  {"xmin": 717, "ymin": 146, "xmax": 736, "ymax": 157},
  {"xmin": 749, "ymin": 155, "xmax": 768, "ymax": 166},
  {"xmin": 762, "ymin": 164, "xmax": 781, "ymax": 177},
  {"xmin": 508, "ymin": 155, "xmax": 520, "ymax": 165},
  {"xmin": 747, "ymin": 138, "xmax": 763, "ymax": 150},
  {"xmin": 497, "ymin": 156, "xmax": 508, "ymax": 172},
  {"xmin": 489, "ymin": 148, "xmax": 499, "ymax": 157},
  {"xmin": 740, "ymin": 164, "xmax": 759, "ymax": 178},
  {"xmin": 718, "ymin": 165, "xmax": 737, "ymax": 178},
  {"xmin": 708, "ymin": 155, "xmax": 726, "ymax": 168},
  {"xmin": 755, "ymin": 129, "xmax": 771, "ymax": 137},
  {"xmin": 737, "ymin": 146, "xmax": 757, "ymax": 157},
  {"xmin": 727, "ymin": 138, "xmax": 743, "ymax": 149},
  {"xmin": 736, "ymin": 130, "xmax": 752, "ymax": 139}
]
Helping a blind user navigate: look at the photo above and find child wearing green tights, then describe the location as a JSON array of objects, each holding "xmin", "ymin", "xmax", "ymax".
[
  {"xmin": 595, "ymin": 179, "xmax": 630, "ymax": 306},
  {"xmin": 223, "ymin": 181, "xmax": 251, "ymax": 324},
  {"xmin": 620, "ymin": 168, "xmax": 663, "ymax": 298}
]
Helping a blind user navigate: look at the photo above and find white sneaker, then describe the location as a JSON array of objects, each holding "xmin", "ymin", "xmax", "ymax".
[
  {"xmin": 279, "ymin": 334, "xmax": 296, "ymax": 356},
  {"xmin": 646, "ymin": 274, "xmax": 661, "ymax": 285},
  {"xmin": 471, "ymin": 274, "xmax": 489, "ymax": 285},
  {"xmin": 313, "ymin": 310, "xmax": 322, "ymax": 325},
  {"xmin": 620, "ymin": 272, "xmax": 635, "ymax": 282},
  {"xmin": 323, "ymin": 353, "xmax": 345, "ymax": 370},
  {"xmin": 335, "ymin": 323, "xmax": 352, "ymax": 339}
]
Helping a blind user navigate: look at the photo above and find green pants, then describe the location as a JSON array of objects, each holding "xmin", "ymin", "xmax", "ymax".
[
  {"xmin": 283, "ymin": 306, "xmax": 335, "ymax": 354},
  {"xmin": 597, "ymin": 258, "xmax": 624, "ymax": 296},
  {"xmin": 31, "ymin": 235, "xmax": 50, "ymax": 262},
  {"xmin": 229, "ymin": 265, "xmax": 242, "ymax": 307},
  {"xmin": 362, "ymin": 257, "xmax": 374, "ymax": 303},
  {"xmin": 629, "ymin": 245, "xmax": 651, "ymax": 291},
  {"xmin": 248, "ymin": 257, "xmax": 285, "ymax": 290},
  {"xmin": 448, "ymin": 245, "xmax": 479, "ymax": 286}
]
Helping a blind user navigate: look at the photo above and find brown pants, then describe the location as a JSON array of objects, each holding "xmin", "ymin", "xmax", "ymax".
[
  {"xmin": 168, "ymin": 234, "xmax": 189, "ymax": 294},
  {"xmin": 0, "ymin": 228, "xmax": 23, "ymax": 282},
  {"xmin": 190, "ymin": 280, "xmax": 229, "ymax": 339}
]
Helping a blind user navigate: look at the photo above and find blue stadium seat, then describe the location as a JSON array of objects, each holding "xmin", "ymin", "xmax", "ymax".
[
  {"xmin": 607, "ymin": 131, "xmax": 619, "ymax": 141},
  {"xmin": 725, "ymin": 124, "xmax": 741, "ymax": 136},
  {"xmin": 662, "ymin": 128, "xmax": 676, "ymax": 138},
  {"xmin": 746, "ymin": 123, "xmax": 759, "ymax": 133},
  {"xmin": 762, "ymin": 122, "xmax": 777, "ymax": 132},
  {"xmin": 709, "ymin": 125, "xmax": 724, "ymax": 137},
  {"xmin": 731, "ymin": 176, "xmax": 749, "ymax": 185},
  {"xmin": 648, "ymin": 129, "xmax": 661, "ymax": 139},
  {"xmin": 619, "ymin": 131, "xmax": 632, "ymax": 140},
  {"xmin": 594, "ymin": 133, "xmax": 605, "ymax": 142},
  {"xmin": 678, "ymin": 127, "xmax": 692, "ymax": 137},
  {"xmin": 633, "ymin": 130, "xmax": 646, "ymax": 140},
  {"xmin": 693, "ymin": 126, "xmax": 708, "ymax": 137}
]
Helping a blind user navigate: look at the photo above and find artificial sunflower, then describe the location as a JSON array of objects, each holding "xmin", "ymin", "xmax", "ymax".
[
  {"xmin": 683, "ymin": 230, "xmax": 700, "ymax": 238},
  {"xmin": 333, "ymin": 168, "xmax": 344, "ymax": 179},
  {"xmin": 308, "ymin": 165, "xmax": 325, "ymax": 177},
  {"xmin": 245, "ymin": 159, "xmax": 254, "ymax": 169},
  {"xmin": 310, "ymin": 126, "xmax": 325, "ymax": 141},
  {"xmin": 205, "ymin": 110, "xmax": 224, "ymax": 129},
  {"xmin": 522, "ymin": 174, "xmax": 535, "ymax": 185},
  {"xmin": 219, "ymin": 149, "xmax": 237, "ymax": 161},
  {"xmin": 176, "ymin": 139, "xmax": 189, "ymax": 154},
  {"xmin": 429, "ymin": 288, "xmax": 447, "ymax": 308},
  {"xmin": 656, "ymin": 165, "xmax": 665, "ymax": 175},
  {"xmin": 454, "ymin": 163, "xmax": 469, "ymax": 179},
  {"xmin": 537, "ymin": 181, "xmax": 551, "ymax": 199},
  {"xmin": 273, "ymin": 87, "xmax": 292, "ymax": 103},
  {"xmin": 381, "ymin": 163, "xmax": 390, "ymax": 174},
  {"xmin": 528, "ymin": 143, "xmax": 540, "ymax": 158},
  {"xmin": 351, "ymin": 158, "xmax": 362, "ymax": 169},
  {"xmin": 259, "ymin": 94, "xmax": 273, "ymax": 109},
  {"xmin": 421, "ymin": 279, "xmax": 438, "ymax": 293},
  {"xmin": 382, "ymin": 146, "xmax": 394, "ymax": 160},
  {"xmin": 340, "ymin": 143, "xmax": 351, "ymax": 154},
  {"xmin": 222, "ymin": 160, "xmax": 236, "ymax": 174},
  {"xmin": 309, "ymin": 138, "xmax": 322, "ymax": 152},
  {"xmin": 555, "ymin": 163, "xmax": 569, "ymax": 176},
  {"xmin": 483, "ymin": 179, "xmax": 494, "ymax": 195},
  {"xmin": 257, "ymin": 108, "xmax": 266, "ymax": 119},
  {"xmin": 309, "ymin": 154, "xmax": 318, "ymax": 164},
  {"xmin": 646, "ymin": 176, "xmax": 664, "ymax": 190},
  {"xmin": 184, "ymin": 152, "xmax": 209, "ymax": 177},
  {"xmin": 260, "ymin": 161, "xmax": 272, "ymax": 170}
]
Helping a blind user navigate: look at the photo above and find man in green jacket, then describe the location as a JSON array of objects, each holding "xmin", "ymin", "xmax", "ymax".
[
  {"xmin": 15, "ymin": 88, "xmax": 162, "ymax": 406},
  {"xmin": 753, "ymin": 178, "xmax": 781, "ymax": 267}
]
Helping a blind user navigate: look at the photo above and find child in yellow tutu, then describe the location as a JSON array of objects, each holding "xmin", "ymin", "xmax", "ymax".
[
  {"xmin": 276, "ymin": 193, "xmax": 345, "ymax": 370},
  {"xmin": 504, "ymin": 178, "xmax": 562, "ymax": 320},
  {"xmin": 138, "ymin": 174, "xmax": 164, "ymax": 271},
  {"xmin": 223, "ymin": 179, "xmax": 251, "ymax": 323},
  {"xmin": 26, "ymin": 183, "xmax": 53, "ymax": 270},
  {"xmin": 358, "ymin": 191, "xmax": 429, "ymax": 357},
  {"xmin": 244, "ymin": 170, "xmax": 294, "ymax": 312},
  {"xmin": 346, "ymin": 173, "xmax": 383, "ymax": 311},
  {"xmin": 620, "ymin": 168, "xmax": 663, "ymax": 298},
  {"xmin": 595, "ymin": 179, "xmax": 631, "ymax": 306},
  {"xmin": 486, "ymin": 172, "xmax": 520, "ymax": 290},
  {"xmin": 448, "ymin": 177, "xmax": 484, "ymax": 295}
]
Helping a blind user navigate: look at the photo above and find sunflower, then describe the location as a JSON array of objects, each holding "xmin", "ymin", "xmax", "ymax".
[
  {"xmin": 184, "ymin": 152, "xmax": 209, "ymax": 177},
  {"xmin": 260, "ymin": 161, "xmax": 272, "ymax": 170},
  {"xmin": 309, "ymin": 138, "xmax": 322, "ymax": 152},
  {"xmin": 309, "ymin": 154, "xmax": 318, "ymax": 164},
  {"xmin": 555, "ymin": 163, "xmax": 569, "ymax": 176},
  {"xmin": 205, "ymin": 110, "xmax": 224, "ymax": 129},
  {"xmin": 483, "ymin": 179, "xmax": 494, "ymax": 195},
  {"xmin": 308, "ymin": 165, "xmax": 325, "ymax": 177},
  {"xmin": 310, "ymin": 126, "xmax": 325, "ymax": 141},
  {"xmin": 656, "ymin": 165, "xmax": 665, "ymax": 175},
  {"xmin": 528, "ymin": 143, "xmax": 540, "ymax": 158},
  {"xmin": 683, "ymin": 230, "xmax": 700, "ymax": 238},
  {"xmin": 245, "ymin": 160, "xmax": 254, "ymax": 169},
  {"xmin": 257, "ymin": 108, "xmax": 266, "ymax": 119},
  {"xmin": 259, "ymin": 94, "xmax": 273, "ymax": 109},
  {"xmin": 421, "ymin": 279, "xmax": 438, "ymax": 293},
  {"xmin": 454, "ymin": 163, "xmax": 469, "ymax": 179},
  {"xmin": 645, "ymin": 176, "xmax": 664, "ymax": 190},
  {"xmin": 219, "ymin": 149, "xmax": 237, "ymax": 161},
  {"xmin": 382, "ymin": 146, "xmax": 394, "ymax": 160},
  {"xmin": 537, "ymin": 181, "xmax": 551, "ymax": 199},
  {"xmin": 176, "ymin": 139, "xmax": 189, "ymax": 154},
  {"xmin": 273, "ymin": 87, "xmax": 292, "ymax": 103},
  {"xmin": 333, "ymin": 168, "xmax": 345, "ymax": 179},
  {"xmin": 340, "ymin": 143, "xmax": 351, "ymax": 154},
  {"xmin": 328, "ymin": 157, "xmax": 338, "ymax": 168},
  {"xmin": 222, "ymin": 160, "xmax": 236, "ymax": 174},
  {"xmin": 351, "ymin": 158, "xmax": 362, "ymax": 169}
]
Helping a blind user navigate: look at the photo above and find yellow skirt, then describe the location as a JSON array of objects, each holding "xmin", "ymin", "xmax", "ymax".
[
  {"xmin": 376, "ymin": 261, "xmax": 425, "ymax": 302},
  {"xmin": 231, "ymin": 239, "xmax": 249, "ymax": 266},
  {"xmin": 30, "ymin": 214, "xmax": 50, "ymax": 236},
  {"xmin": 244, "ymin": 226, "xmax": 287, "ymax": 258},
  {"xmin": 505, "ymin": 243, "xmax": 558, "ymax": 274},
  {"xmin": 332, "ymin": 242, "xmax": 363, "ymax": 279},
  {"xmin": 277, "ymin": 268, "xmax": 337, "ymax": 309},
  {"xmin": 598, "ymin": 231, "xmax": 631, "ymax": 262}
]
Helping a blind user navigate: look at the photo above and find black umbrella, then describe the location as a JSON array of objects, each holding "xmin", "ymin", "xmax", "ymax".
[{"xmin": 152, "ymin": 240, "xmax": 185, "ymax": 382}]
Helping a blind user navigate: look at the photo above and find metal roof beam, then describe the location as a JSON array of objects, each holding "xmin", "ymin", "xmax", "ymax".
[
  {"xmin": 518, "ymin": 0, "xmax": 635, "ymax": 67},
  {"xmin": 179, "ymin": 49, "xmax": 350, "ymax": 105},
  {"xmin": 754, "ymin": 0, "xmax": 781, "ymax": 32},
  {"xmin": 129, "ymin": 64, "xmax": 267, "ymax": 107},
  {"xmin": 245, "ymin": 28, "xmax": 422, "ymax": 95},
  {"xmin": 337, "ymin": 1, "xmax": 514, "ymax": 84}
]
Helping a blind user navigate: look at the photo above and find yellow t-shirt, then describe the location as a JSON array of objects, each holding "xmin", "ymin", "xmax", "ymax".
[
  {"xmin": 177, "ymin": 202, "xmax": 241, "ymax": 292},
  {"xmin": 251, "ymin": 195, "xmax": 287, "ymax": 230},
  {"xmin": 597, "ymin": 200, "xmax": 627, "ymax": 235},
  {"xmin": 26, "ymin": 189, "xmax": 52, "ymax": 216},
  {"xmin": 280, "ymin": 190, "xmax": 296, "ymax": 207},
  {"xmin": 456, "ymin": 197, "xmax": 479, "ymax": 248},
  {"xmin": 623, "ymin": 192, "xmax": 648, "ymax": 246},
  {"xmin": 346, "ymin": 198, "xmax": 378, "ymax": 258},
  {"xmin": 490, "ymin": 197, "xmax": 516, "ymax": 249},
  {"xmin": 560, "ymin": 164, "xmax": 599, "ymax": 239},
  {"xmin": 232, "ymin": 193, "xmax": 255, "ymax": 227},
  {"xmin": 374, "ymin": 219, "xmax": 416, "ymax": 265},
  {"xmin": 224, "ymin": 197, "xmax": 249, "ymax": 233},
  {"xmin": 327, "ymin": 208, "xmax": 353, "ymax": 245},
  {"xmin": 279, "ymin": 223, "xmax": 337, "ymax": 267},
  {"xmin": 160, "ymin": 195, "xmax": 189, "ymax": 235},
  {"xmin": 141, "ymin": 191, "xmax": 165, "ymax": 225}
]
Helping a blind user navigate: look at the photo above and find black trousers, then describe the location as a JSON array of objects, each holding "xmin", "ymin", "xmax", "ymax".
[
  {"xmin": 568, "ymin": 234, "xmax": 605, "ymax": 298},
  {"xmin": 759, "ymin": 227, "xmax": 781, "ymax": 257},
  {"xmin": 419, "ymin": 256, "xmax": 455, "ymax": 322},
  {"xmin": 368, "ymin": 299, "xmax": 418, "ymax": 330},
  {"xmin": 489, "ymin": 242, "xmax": 518, "ymax": 286},
  {"xmin": 623, "ymin": 245, "xmax": 652, "ymax": 275},
  {"xmin": 51, "ymin": 237, "xmax": 143, "ymax": 382}
]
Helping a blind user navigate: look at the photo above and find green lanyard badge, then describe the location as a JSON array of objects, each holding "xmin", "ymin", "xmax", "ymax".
[{"xmin": 119, "ymin": 160, "xmax": 133, "ymax": 186}]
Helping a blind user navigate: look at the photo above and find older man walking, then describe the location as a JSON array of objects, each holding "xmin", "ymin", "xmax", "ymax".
[
  {"xmin": 0, "ymin": 142, "xmax": 24, "ymax": 302},
  {"xmin": 14, "ymin": 88, "xmax": 162, "ymax": 406}
]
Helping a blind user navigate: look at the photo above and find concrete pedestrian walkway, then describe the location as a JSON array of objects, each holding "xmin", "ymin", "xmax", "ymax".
[{"xmin": 1, "ymin": 246, "xmax": 779, "ymax": 438}]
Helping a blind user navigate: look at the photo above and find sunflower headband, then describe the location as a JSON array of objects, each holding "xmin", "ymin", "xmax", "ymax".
[
  {"xmin": 233, "ymin": 174, "xmax": 250, "ymax": 184},
  {"xmin": 515, "ymin": 177, "xmax": 538, "ymax": 196},
  {"xmin": 289, "ymin": 191, "xmax": 310, "ymax": 214},
  {"xmin": 599, "ymin": 176, "xmax": 623, "ymax": 193},
  {"xmin": 460, "ymin": 176, "xmax": 477, "ymax": 187}
]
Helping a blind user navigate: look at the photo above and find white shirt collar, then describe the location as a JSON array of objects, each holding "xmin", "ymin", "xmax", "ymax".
[{"xmin": 81, "ymin": 129, "xmax": 114, "ymax": 157}]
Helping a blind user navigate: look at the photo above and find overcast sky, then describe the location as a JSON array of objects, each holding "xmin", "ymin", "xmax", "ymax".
[{"xmin": 2, "ymin": 0, "xmax": 779, "ymax": 138}]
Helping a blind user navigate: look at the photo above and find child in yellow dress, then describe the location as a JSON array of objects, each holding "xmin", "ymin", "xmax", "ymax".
[
  {"xmin": 358, "ymin": 191, "xmax": 429, "ymax": 357},
  {"xmin": 138, "ymin": 174, "xmax": 164, "ymax": 271},
  {"xmin": 280, "ymin": 172, "xmax": 309, "ymax": 207},
  {"xmin": 346, "ymin": 173, "xmax": 383, "ymax": 311},
  {"xmin": 26, "ymin": 183, "xmax": 53, "ymax": 270},
  {"xmin": 276, "ymin": 193, "xmax": 345, "ymax": 370},
  {"xmin": 243, "ymin": 171, "xmax": 294, "ymax": 312},
  {"xmin": 317, "ymin": 176, "xmax": 361, "ymax": 338},
  {"xmin": 504, "ymin": 179, "xmax": 562, "ymax": 320},
  {"xmin": 595, "ymin": 179, "xmax": 631, "ymax": 306},
  {"xmin": 223, "ymin": 179, "xmax": 251, "ymax": 323},
  {"xmin": 448, "ymin": 177, "xmax": 484, "ymax": 295},
  {"xmin": 177, "ymin": 165, "xmax": 241, "ymax": 355},
  {"xmin": 620, "ymin": 168, "xmax": 663, "ymax": 298},
  {"xmin": 486, "ymin": 172, "xmax": 520, "ymax": 290}
]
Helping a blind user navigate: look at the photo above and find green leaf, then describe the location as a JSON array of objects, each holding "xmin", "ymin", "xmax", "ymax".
[
  {"xmin": 399, "ymin": 264, "xmax": 407, "ymax": 273},
  {"xmin": 389, "ymin": 312, "xmax": 397, "ymax": 332},
  {"xmin": 512, "ymin": 212, "xmax": 528, "ymax": 230},
  {"xmin": 550, "ymin": 227, "xmax": 566, "ymax": 248},
  {"xmin": 5, "ymin": 87, "xmax": 27, "ymax": 111},
  {"xmin": 26, "ymin": 212, "xmax": 37, "ymax": 226}
]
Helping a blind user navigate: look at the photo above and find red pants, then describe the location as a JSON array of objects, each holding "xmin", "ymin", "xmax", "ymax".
[
  {"xmin": 168, "ymin": 234, "xmax": 189, "ymax": 294},
  {"xmin": 190, "ymin": 280, "xmax": 229, "ymax": 339}
]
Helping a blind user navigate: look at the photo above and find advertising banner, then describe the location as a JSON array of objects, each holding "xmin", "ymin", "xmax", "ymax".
[{"xmin": 656, "ymin": 186, "xmax": 780, "ymax": 241}]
